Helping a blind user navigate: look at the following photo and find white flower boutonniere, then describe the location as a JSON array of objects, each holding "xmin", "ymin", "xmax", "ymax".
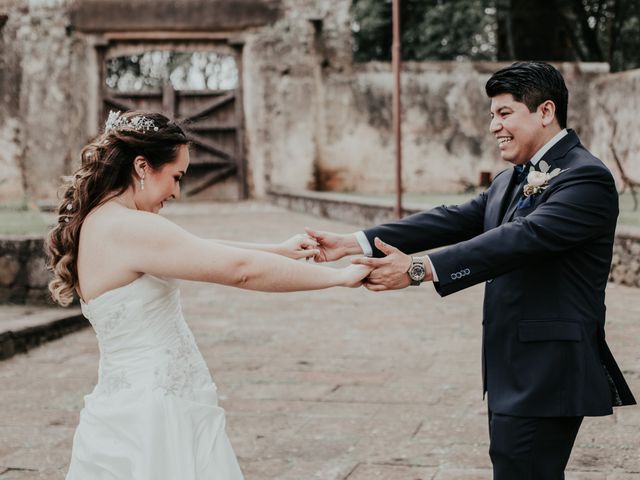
[{"xmin": 523, "ymin": 160, "xmax": 568, "ymax": 197}]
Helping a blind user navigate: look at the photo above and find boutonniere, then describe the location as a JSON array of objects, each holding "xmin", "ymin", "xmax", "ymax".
[
  {"xmin": 522, "ymin": 160, "xmax": 568, "ymax": 198},
  {"xmin": 516, "ymin": 161, "xmax": 568, "ymax": 210}
]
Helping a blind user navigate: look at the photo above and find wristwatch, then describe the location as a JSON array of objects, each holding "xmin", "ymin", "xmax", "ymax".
[{"xmin": 407, "ymin": 256, "xmax": 426, "ymax": 286}]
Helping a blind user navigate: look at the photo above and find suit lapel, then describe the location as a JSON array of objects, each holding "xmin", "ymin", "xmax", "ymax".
[
  {"xmin": 500, "ymin": 130, "xmax": 580, "ymax": 224},
  {"xmin": 500, "ymin": 177, "xmax": 525, "ymax": 224},
  {"xmin": 486, "ymin": 169, "xmax": 514, "ymax": 229},
  {"xmin": 501, "ymin": 167, "xmax": 535, "ymax": 224}
]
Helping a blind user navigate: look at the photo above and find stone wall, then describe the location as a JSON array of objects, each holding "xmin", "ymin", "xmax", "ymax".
[
  {"xmin": 240, "ymin": 5, "xmax": 613, "ymax": 195},
  {"xmin": 0, "ymin": 0, "xmax": 91, "ymax": 203},
  {"xmin": 588, "ymin": 69, "xmax": 640, "ymax": 188},
  {"xmin": 309, "ymin": 61, "xmax": 606, "ymax": 194},
  {"xmin": 0, "ymin": 0, "xmax": 26, "ymax": 201},
  {"xmin": 242, "ymin": 0, "xmax": 354, "ymax": 195},
  {"xmin": 610, "ymin": 227, "xmax": 640, "ymax": 288},
  {"xmin": 0, "ymin": 236, "xmax": 51, "ymax": 305},
  {"xmin": 0, "ymin": 0, "xmax": 638, "ymax": 202}
]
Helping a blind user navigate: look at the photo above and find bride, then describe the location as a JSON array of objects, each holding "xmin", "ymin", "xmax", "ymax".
[{"xmin": 45, "ymin": 110, "xmax": 371, "ymax": 480}]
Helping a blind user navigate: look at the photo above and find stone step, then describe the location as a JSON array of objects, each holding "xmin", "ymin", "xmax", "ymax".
[{"xmin": 0, "ymin": 306, "xmax": 87, "ymax": 361}]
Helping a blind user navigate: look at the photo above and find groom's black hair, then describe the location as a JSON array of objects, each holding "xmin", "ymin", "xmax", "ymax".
[{"xmin": 485, "ymin": 61, "xmax": 569, "ymax": 129}]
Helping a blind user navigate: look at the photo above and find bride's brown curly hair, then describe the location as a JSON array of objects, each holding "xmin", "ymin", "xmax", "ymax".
[{"xmin": 45, "ymin": 111, "xmax": 189, "ymax": 306}]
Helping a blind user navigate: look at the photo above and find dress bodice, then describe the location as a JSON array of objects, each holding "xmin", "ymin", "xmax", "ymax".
[{"xmin": 80, "ymin": 274, "xmax": 214, "ymax": 399}]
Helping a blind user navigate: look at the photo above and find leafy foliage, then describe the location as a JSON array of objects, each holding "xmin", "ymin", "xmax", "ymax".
[
  {"xmin": 351, "ymin": 0, "xmax": 640, "ymax": 71},
  {"xmin": 351, "ymin": 0, "xmax": 497, "ymax": 62},
  {"xmin": 106, "ymin": 51, "xmax": 238, "ymax": 92},
  {"xmin": 553, "ymin": 0, "xmax": 640, "ymax": 71}
]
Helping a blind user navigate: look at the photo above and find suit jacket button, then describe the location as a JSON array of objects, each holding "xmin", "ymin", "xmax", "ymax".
[{"xmin": 487, "ymin": 279, "xmax": 493, "ymax": 284}]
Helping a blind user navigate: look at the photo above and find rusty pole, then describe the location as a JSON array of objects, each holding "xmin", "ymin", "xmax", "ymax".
[{"xmin": 392, "ymin": 0, "xmax": 403, "ymax": 218}]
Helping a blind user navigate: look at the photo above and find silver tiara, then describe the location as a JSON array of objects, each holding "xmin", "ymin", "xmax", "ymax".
[{"xmin": 105, "ymin": 110, "xmax": 159, "ymax": 133}]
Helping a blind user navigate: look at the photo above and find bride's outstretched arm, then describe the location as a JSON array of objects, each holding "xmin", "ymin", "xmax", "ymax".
[
  {"xmin": 213, "ymin": 234, "xmax": 319, "ymax": 260},
  {"xmin": 115, "ymin": 210, "xmax": 371, "ymax": 291}
]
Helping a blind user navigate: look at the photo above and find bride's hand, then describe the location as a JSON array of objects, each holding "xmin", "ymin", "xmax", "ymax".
[
  {"xmin": 340, "ymin": 264, "xmax": 373, "ymax": 288},
  {"xmin": 278, "ymin": 234, "xmax": 320, "ymax": 260}
]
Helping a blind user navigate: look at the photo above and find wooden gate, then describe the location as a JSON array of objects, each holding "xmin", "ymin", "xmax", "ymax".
[{"xmin": 99, "ymin": 48, "xmax": 246, "ymax": 200}]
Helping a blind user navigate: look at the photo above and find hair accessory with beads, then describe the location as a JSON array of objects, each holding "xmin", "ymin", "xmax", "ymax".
[{"xmin": 105, "ymin": 110, "xmax": 159, "ymax": 133}]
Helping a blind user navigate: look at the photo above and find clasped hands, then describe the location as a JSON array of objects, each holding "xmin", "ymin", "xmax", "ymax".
[{"xmin": 302, "ymin": 228, "xmax": 433, "ymax": 291}]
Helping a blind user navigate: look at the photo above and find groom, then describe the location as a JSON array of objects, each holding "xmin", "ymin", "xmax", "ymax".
[{"xmin": 306, "ymin": 62, "xmax": 636, "ymax": 478}]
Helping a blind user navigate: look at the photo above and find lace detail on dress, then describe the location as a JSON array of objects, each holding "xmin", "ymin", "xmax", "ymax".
[
  {"xmin": 90, "ymin": 303, "xmax": 134, "ymax": 396},
  {"xmin": 91, "ymin": 303, "xmax": 127, "ymax": 341},
  {"xmin": 153, "ymin": 318, "xmax": 212, "ymax": 398},
  {"xmin": 83, "ymin": 275, "xmax": 214, "ymax": 401},
  {"xmin": 97, "ymin": 368, "xmax": 132, "ymax": 396}
]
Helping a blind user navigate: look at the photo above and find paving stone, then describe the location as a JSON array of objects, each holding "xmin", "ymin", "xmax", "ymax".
[
  {"xmin": 432, "ymin": 468, "xmax": 493, "ymax": 479},
  {"xmin": 346, "ymin": 463, "xmax": 438, "ymax": 480},
  {"xmin": 565, "ymin": 473, "xmax": 607, "ymax": 480},
  {"xmin": 0, "ymin": 201, "xmax": 637, "ymax": 479},
  {"xmin": 606, "ymin": 474, "xmax": 640, "ymax": 480},
  {"xmin": 0, "ymin": 446, "xmax": 70, "ymax": 471}
]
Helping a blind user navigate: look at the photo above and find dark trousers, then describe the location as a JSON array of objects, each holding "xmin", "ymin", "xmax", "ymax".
[{"xmin": 488, "ymin": 410, "xmax": 583, "ymax": 480}]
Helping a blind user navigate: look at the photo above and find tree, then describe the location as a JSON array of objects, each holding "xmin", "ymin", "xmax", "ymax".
[
  {"xmin": 351, "ymin": 0, "xmax": 640, "ymax": 72},
  {"xmin": 497, "ymin": 0, "xmax": 576, "ymax": 61},
  {"xmin": 500, "ymin": 0, "xmax": 640, "ymax": 71},
  {"xmin": 106, "ymin": 51, "xmax": 239, "ymax": 92},
  {"xmin": 351, "ymin": 0, "xmax": 497, "ymax": 62}
]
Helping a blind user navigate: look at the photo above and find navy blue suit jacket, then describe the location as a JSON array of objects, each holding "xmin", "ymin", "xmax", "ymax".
[{"xmin": 364, "ymin": 130, "xmax": 636, "ymax": 417}]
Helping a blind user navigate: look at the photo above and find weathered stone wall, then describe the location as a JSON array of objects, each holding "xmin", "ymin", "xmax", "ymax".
[
  {"xmin": 0, "ymin": 0, "xmax": 637, "ymax": 202},
  {"xmin": 313, "ymin": 61, "xmax": 605, "ymax": 193},
  {"xmin": 610, "ymin": 227, "xmax": 640, "ymax": 288},
  {"xmin": 0, "ymin": 0, "xmax": 91, "ymax": 203},
  {"xmin": 589, "ymin": 69, "xmax": 640, "ymax": 188},
  {"xmin": 242, "ymin": 4, "xmax": 612, "ymax": 194},
  {"xmin": 0, "ymin": 0, "xmax": 26, "ymax": 202},
  {"xmin": 242, "ymin": 0, "xmax": 354, "ymax": 195},
  {"xmin": 0, "ymin": 236, "xmax": 51, "ymax": 305},
  {"xmin": 69, "ymin": 0, "xmax": 282, "ymax": 32}
]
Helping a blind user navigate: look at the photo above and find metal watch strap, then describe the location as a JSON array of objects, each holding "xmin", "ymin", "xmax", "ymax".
[{"xmin": 408, "ymin": 256, "xmax": 425, "ymax": 286}]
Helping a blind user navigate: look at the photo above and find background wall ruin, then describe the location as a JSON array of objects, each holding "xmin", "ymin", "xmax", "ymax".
[{"xmin": 0, "ymin": 0, "xmax": 637, "ymax": 203}]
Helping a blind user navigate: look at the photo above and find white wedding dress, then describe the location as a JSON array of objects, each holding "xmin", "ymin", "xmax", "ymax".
[{"xmin": 66, "ymin": 274, "xmax": 244, "ymax": 480}]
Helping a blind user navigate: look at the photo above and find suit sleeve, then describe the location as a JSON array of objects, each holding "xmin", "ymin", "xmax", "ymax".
[
  {"xmin": 362, "ymin": 190, "xmax": 489, "ymax": 257},
  {"xmin": 429, "ymin": 165, "xmax": 618, "ymax": 296}
]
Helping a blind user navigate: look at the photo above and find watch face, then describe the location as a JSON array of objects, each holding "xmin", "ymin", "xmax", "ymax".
[{"xmin": 409, "ymin": 263, "xmax": 426, "ymax": 281}]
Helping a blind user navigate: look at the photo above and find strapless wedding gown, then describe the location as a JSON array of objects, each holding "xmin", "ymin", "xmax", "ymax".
[{"xmin": 66, "ymin": 274, "xmax": 244, "ymax": 480}]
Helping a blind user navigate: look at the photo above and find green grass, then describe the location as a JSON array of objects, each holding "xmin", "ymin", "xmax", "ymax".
[{"xmin": 0, "ymin": 205, "xmax": 49, "ymax": 236}]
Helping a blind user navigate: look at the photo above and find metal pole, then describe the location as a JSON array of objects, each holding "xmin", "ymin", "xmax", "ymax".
[{"xmin": 392, "ymin": 0, "xmax": 403, "ymax": 218}]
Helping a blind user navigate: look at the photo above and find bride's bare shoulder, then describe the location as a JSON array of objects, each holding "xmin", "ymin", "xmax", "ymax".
[{"xmin": 82, "ymin": 202, "xmax": 181, "ymax": 247}]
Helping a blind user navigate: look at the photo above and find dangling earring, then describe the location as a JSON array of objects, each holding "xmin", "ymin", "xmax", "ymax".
[{"xmin": 140, "ymin": 174, "xmax": 145, "ymax": 191}]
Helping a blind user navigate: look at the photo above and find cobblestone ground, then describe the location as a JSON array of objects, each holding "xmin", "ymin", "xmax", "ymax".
[{"xmin": 1, "ymin": 202, "xmax": 638, "ymax": 480}]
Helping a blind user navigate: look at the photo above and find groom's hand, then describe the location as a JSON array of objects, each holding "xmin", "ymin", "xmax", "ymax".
[
  {"xmin": 304, "ymin": 227, "xmax": 362, "ymax": 263},
  {"xmin": 352, "ymin": 238, "xmax": 414, "ymax": 291}
]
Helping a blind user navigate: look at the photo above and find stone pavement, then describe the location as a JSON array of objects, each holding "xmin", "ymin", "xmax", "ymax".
[{"xmin": 0, "ymin": 201, "xmax": 638, "ymax": 480}]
